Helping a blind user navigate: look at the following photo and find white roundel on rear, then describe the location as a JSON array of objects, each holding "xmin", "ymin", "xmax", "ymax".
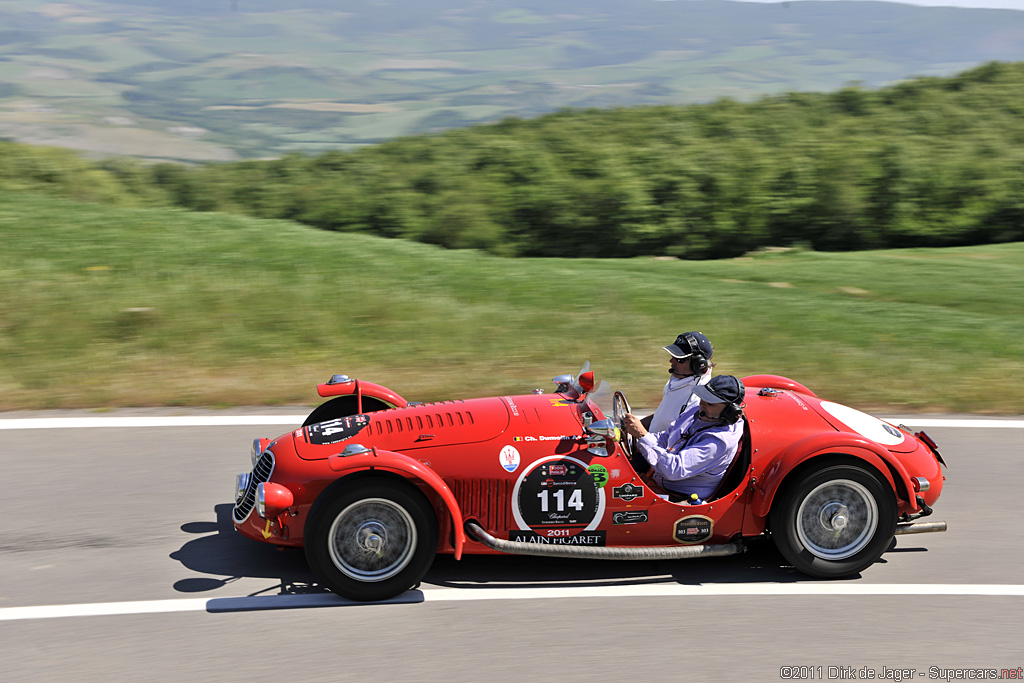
[{"xmin": 819, "ymin": 401, "xmax": 906, "ymax": 446}]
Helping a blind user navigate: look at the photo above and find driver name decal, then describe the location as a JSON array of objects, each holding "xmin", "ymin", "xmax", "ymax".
[
  {"xmin": 303, "ymin": 415, "xmax": 370, "ymax": 445},
  {"xmin": 513, "ymin": 435, "xmax": 577, "ymax": 442},
  {"xmin": 512, "ymin": 456, "xmax": 607, "ymax": 539}
]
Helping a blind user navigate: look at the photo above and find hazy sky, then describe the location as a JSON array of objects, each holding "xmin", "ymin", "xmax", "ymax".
[{"xmin": 736, "ymin": 0, "xmax": 1024, "ymax": 10}]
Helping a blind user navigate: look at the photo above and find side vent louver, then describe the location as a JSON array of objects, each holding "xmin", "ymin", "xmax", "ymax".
[{"xmin": 453, "ymin": 478, "xmax": 511, "ymax": 533}]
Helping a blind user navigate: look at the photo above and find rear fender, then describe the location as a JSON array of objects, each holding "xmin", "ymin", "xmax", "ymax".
[
  {"xmin": 317, "ymin": 378, "xmax": 408, "ymax": 410},
  {"xmin": 326, "ymin": 449, "xmax": 465, "ymax": 559},
  {"xmin": 752, "ymin": 432, "xmax": 916, "ymax": 518},
  {"xmin": 741, "ymin": 374, "xmax": 816, "ymax": 396}
]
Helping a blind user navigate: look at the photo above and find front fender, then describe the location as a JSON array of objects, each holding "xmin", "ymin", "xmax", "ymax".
[
  {"xmin": 317, "ymin": 378, "xmax": 408, "ymax": 408},
  {"xmin": 752, "ymin": 432, "xmax": 916, "ymax": 518},
  {"xmin": 327, "ymin": 449, "xmax": 466, "ymax": 559}
]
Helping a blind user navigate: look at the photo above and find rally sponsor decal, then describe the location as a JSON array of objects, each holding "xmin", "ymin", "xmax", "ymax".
[
  {"xmin": 674, "ymin": 515, "xmax": 713, "ymax": 544},
  {"xmin": 612, "ymin": 483, "xmax": 645, "ymax": 501},
  {"xmin": 511, "ymin": 456, "xmax": 607, "ymax": 538},
  {"xmin": 303, "ymin": 415, "xmax": 370, "ymax": 445},
  {"xmin": 509, "ymin": 530, "xmax": 607, "ymax": 546},
  {"xmin": 499, "ymin": 445, "xmax": 521, "ymax": 473},
  {"xmin": 503, "ymin": 397, "xmax": 520, "ymax": 417},
  {"xmin": 612, "ymin": 510, "xmax": 649, "ymax": 525},
  {"xmin": 587, "ymin": 463, "xmax": 609, "ymax": 488}
]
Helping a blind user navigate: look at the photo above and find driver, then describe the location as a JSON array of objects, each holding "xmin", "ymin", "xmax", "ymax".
[
  {"xmin": 644, "ymin": 331, "xmax": 715, "ymax": 433},
  {"xmin": 622, "ymin": 375, "xmax": 745, "ymax": 503}
]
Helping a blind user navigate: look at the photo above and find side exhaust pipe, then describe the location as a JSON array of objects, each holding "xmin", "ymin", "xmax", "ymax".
[
  {"xmin": 895, "ymin": 521, "xmax": 947, "ymax": 535},
  {"xmin": 465, "ymin": 521, "xmax": 744, "ymax": 561}
]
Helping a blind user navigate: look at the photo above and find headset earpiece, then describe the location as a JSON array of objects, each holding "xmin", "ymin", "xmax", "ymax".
[
  {"xmin": 720, "ymin": 401, "xmax": 744, "ymax": 424},
  {"xmin": 683, "ymin": 333, "xmax": 708, "ymax": 376}
]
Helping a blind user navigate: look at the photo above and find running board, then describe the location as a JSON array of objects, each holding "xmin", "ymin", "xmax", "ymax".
[
  {"xmin": 465, "ymin": 521, "xmax": 744, "ymax": 561},
  {"xmin": 895, "ymin": 521, "xmax": 947, "ymax": 535}
]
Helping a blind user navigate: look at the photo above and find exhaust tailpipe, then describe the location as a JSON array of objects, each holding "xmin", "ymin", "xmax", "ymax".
[{"xmin": 895, "ymin": 521, "xmax": 947, "ymax": 535}]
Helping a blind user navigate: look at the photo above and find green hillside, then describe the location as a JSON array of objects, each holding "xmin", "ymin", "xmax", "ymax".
[
  {"xmin": 2, "ymin": 192, "xmax": 1022, "ymax": 413},
  {"xmin": 4, "ymin": 61, "xmax": 1024, "ymax": 260}
]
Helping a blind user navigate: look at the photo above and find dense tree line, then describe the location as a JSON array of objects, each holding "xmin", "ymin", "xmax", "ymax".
[{"xmin": 4, "ymin": 61, "xmax": 1024, "ymax": 258}]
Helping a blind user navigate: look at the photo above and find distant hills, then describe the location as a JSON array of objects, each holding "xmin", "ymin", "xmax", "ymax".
[{"xmin": 2, "ymin": 0, "xmax": 1024, "ymax": 160}]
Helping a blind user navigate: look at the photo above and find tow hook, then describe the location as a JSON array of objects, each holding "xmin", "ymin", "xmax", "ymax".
[
  {"xmin": 915, "ymin": 495, "xmax": 933, "ymax": 517},
  {"xmin": 900, "ymin": 496, "xmax": 934, "ymax": 523}
]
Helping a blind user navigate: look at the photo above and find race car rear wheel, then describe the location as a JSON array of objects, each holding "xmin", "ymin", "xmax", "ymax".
[
  {"xmin": 305, "ymin": 479, "xmax": 438, "ymax": 601},
  {"xmin": 771, "ymin": 462, "xmax": 896, "ymax": 578}
]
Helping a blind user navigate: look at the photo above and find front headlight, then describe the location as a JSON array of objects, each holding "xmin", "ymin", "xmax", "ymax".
[
  {"xmin": 257, "ymin": 482, "xmax": 295, "ymax": 519},
  {"xmin": 235, "ymin": 472, "xmax": 251, "ymax": 504}
]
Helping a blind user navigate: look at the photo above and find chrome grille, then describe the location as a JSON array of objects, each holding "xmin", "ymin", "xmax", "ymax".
[{"xmin": 233, "ymin": 450, "xmax": 275, "ymax": 523}]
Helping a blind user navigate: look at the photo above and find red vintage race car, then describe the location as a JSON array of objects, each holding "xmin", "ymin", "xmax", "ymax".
[{"xmin": 232, "ymin": 363, "xmax": 947, "ymax": 602}]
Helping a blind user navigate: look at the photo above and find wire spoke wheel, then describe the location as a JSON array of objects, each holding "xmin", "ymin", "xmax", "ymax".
[
  {"xmin": 306, "ymin": 479, "xmax": 437, "ymax": 601},
  {"xmin": 795, "ymin": 479, "xmax": 877, "ymax": 561},
  {"xmin": 771, "ymin": 462, "xmax": 896, "ymax": 578},
  {"xmin": 328, "ymin": 498, "xmax": 417, "ymax": 582}
]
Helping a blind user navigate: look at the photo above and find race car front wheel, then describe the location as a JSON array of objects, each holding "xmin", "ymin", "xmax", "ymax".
[
  {"xmin": 770, "ymin": 462, "xmax": 896, "ymax": 579},
  {"xmin": 305, "ymin": 479, "xmax": 438, "ymax": 601}
]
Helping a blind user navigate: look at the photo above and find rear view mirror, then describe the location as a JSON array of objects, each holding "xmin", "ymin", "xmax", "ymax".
[{"xmin": 586, "ymin": 419, "xmax": 619, "ymax": 439}]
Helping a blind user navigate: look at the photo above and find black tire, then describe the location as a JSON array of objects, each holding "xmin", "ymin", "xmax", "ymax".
[
  {"xmin": 305, "ymin": 479, "xmax": 438, "ymax": 601},
  {"xmin": 303, "ymin": 395, "xmax": 390, "ymax": 427},
  {"xmin": 770, "ymin": 462, "xmax": 897, "ymax": 578}
]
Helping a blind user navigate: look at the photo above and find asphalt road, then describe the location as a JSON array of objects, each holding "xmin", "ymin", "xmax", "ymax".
[{"xmin": 1, "ymin": 415, "xmax": 1021, "ymax": 683}]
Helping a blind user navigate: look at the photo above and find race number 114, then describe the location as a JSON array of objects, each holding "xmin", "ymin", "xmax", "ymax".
[{"xmin": 537, "ymin": 488, "xmax": 584, "ymax": 512}]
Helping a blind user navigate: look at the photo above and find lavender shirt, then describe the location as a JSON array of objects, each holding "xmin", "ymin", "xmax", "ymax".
[{"xmin": 637, "ymin": 403, "xmax": 743, "ymax": 499}]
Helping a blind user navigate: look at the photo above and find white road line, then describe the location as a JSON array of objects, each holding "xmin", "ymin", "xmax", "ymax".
[
  {"xmin": 0, "ymin": 416, "xmax": 1021, "ymax": 429},
  {"xmin": 0, "ymin": 416, "xmax": 307, "ymax": 429},
  {"xmin": 2, "ymin": 584, "xmax": 1023, "ymax": 622}
]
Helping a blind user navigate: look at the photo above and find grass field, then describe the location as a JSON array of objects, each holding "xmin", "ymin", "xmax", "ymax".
[{"xmin": 2, "ymin": 192, "xmax": 1022, "ymax": 413}]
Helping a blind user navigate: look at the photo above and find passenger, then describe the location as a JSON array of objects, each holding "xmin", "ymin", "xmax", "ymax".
[
  {"xmin": 644, "ymin": 331, "xmax": 715, "ymax": 433},
  {"xmin": 622, "ymin": 375, "xmax": 745, "ymax": 503}
]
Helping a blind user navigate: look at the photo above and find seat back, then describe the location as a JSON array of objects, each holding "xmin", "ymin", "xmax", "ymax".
[{"xmin": 706, "ymin": 418, "xmax": 751, "ymax": 502}]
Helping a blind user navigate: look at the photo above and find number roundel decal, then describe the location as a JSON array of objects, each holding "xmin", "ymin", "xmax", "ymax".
[{"xmin": 511, "ymin": 456, "xmax": 606, "ymax": 533}]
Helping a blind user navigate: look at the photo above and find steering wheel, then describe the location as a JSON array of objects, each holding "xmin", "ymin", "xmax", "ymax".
[{"xmin": 612, "ymin": 390, "xmax": 637, "ymax": 459}]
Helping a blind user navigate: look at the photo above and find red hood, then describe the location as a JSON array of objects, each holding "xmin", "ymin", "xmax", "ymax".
[{"xmin": 294, "ymin": 396, "xmax": 513, "ymax": 460}]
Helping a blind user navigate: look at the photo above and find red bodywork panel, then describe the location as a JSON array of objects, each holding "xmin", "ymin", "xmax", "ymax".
[
  {"xmin": 233, "ymin": 373, "xmax": 945, "ymax": 556},
  {"xmin": 316, "ymin": 378, "xmax": 408, "ymax": 409}
]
